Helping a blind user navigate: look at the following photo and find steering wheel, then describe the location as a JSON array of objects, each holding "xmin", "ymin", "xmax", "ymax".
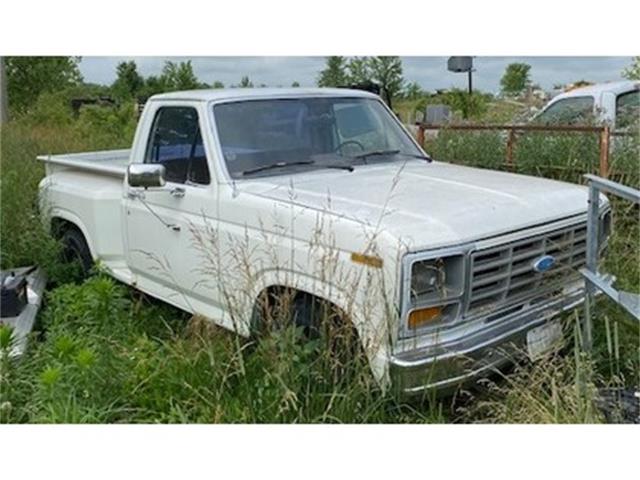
[{"xmin": 334, "ymin": 140, "xmax": 365, "ymax": 155}]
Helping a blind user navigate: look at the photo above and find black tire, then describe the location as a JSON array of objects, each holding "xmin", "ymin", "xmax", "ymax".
[
  {"xmin": 253, "ymin": 289, "xmax": 332, "ymax": 338},
  {"xmin": 61, "ymin": 227, "xmax": 93, "ymax": 277},
  {"xmin": 254, "ymin": 290, "xmax": 362, "ymax": 355},
  {"xmin": 252, "ymin": 289, "xmax": 367, "ymax": 380},
  {"xmin": 291, "ymin": 294, "xmax": 365, "ymax": 373}
]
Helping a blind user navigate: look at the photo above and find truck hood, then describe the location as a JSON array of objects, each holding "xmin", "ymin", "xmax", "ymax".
[{"xmin": 242, "ymin": 161, "xmax": 590, "ymax": 250}]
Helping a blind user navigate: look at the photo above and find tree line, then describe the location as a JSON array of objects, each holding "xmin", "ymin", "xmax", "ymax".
[
  {"xmin": 0, "ymin": 57, "xmax": 284, "ymax": 116},
  {"xmin": 2, "ymin": 56, "xmax": 638, "ymax": 120}
]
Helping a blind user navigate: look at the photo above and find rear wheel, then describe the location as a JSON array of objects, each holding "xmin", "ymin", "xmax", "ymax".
[{"xmin": 61, "ymin": 227, "xmax": 93, "ymax": 278}]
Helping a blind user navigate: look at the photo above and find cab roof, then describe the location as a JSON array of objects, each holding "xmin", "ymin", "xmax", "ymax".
[
  {"xmin": 149, "ymin": 87, "xmax": 380, "ymax": 103},
  {"xmin": 556, "ymin": 80, "xmax": 639, "ymax": 99}
]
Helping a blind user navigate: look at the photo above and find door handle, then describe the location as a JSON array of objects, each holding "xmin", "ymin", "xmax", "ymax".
[{"xmin": 169, "ymin": 187, "xmax": 186, "ymax": 198}]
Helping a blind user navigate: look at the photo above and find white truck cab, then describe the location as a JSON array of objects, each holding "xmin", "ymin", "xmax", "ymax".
[
  {"xmin": 38, "ymin": 88, "xmax": 611, "ymax": 395},
  {"xmin": 535, "ymin": 80, "xmax": 639, "ymax": 129}
]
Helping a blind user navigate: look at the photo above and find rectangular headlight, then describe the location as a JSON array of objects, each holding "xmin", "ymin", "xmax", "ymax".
[
  {"xmin": 410, "ymin": 255, "xmax": 465, "ymax": 304},
  {"xmin": 401, "ymin": 252, "xmax": 466, "ymax": 337}
]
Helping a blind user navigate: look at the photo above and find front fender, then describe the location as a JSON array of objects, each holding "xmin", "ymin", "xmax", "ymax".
[{"xmin": 248, "ymin": 268, "xmax": 393, "ymax": 388}]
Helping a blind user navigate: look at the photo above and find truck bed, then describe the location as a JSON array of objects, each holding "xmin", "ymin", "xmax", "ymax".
[{"xmin": 37, "ymin": 149, "xmax": 130, "ymax": 177}]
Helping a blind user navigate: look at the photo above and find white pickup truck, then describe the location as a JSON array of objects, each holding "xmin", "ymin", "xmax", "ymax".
[
  {"xmin": 38, "ymin": 88, "xmax": 611, "ymax": 395},
  {"xmin": 535, "ymin": 80, "xmax": 639, "ymax": 129}
]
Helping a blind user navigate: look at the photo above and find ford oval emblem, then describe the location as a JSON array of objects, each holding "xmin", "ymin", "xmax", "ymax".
[{"xmin": 532, "ymin": 255, "xmax": 556, "ymax": 273}]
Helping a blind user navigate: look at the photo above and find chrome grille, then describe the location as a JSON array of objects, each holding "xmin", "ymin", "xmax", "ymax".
[{"xmin": 468, "ymin": 223, "xmax": 587, "ymax": 314}]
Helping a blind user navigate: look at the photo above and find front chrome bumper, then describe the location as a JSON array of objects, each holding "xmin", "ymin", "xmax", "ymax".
[{"xmin": 389, "ymin": 285, "xmax": 587, "ymax": 396}]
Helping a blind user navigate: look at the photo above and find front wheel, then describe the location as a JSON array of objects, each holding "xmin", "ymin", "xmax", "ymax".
[{"xmin": 254, "ymin": 290, "xmax": 366, "ymax": 377}]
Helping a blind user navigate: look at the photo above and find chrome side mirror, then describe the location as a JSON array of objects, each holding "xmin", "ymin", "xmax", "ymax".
[{"xmin": 127, "ymin": 164, "xmax": 166, "ymax": 188}]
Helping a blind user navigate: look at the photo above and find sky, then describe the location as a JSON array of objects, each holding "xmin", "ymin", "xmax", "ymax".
[{"xmin": 78, "ymin": 56, "xmax": 633, "ymax": 93}]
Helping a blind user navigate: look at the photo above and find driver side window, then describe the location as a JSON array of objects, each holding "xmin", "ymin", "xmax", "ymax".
[{"xmin": 145, "ymin": 106, "xmax": 210, "ymax": 185}]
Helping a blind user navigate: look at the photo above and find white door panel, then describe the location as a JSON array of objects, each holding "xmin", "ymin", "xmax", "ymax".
[{"xmin": 124, "ymin": 103, "xmax": 221, "ymax": 316}]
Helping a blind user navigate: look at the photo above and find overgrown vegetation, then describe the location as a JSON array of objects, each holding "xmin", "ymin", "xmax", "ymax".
[
  {"xmin": 0, "ymin": 60, "xmax": 638, "ymax": 423},
  {"xmin": 424, "ymin": 127, "xmax": 640, "ymax": 187},
  {"xmin": 2, "ymin": 275, "xmax": 440, "ymax": 423}
]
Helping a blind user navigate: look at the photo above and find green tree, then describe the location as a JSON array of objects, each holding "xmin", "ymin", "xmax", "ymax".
[
  {"xmin": 500, "ymin": 63, "xmax": 531, "ymax": 96},
  {"xmin": 0, "ymin": 57, "xmax": 8, "ymax": 124},
  {"xmin": 369, "ymin": 56, "xmax": 404, "ymax": 103},
  {"xmin": 402, "ymin": 81, "xmax": 424, "ymax": 100},
  {"xmin": 139, "ymin": 75, "xmax": 165, "ymax": 99},
  {"xmin": 111, "ymin": 61, "xmax": 144, "ymax": 101},
  {"xmin": 238, "ymin": 76, "xmax": 254, "ymax": 88},
  {"xmin": 291, "ymin": 81, "xmax": 300, "ymax": 87},
  {"xmin": 317, "ymin": 56, "xmax": 348, "ymax": 87},
  {"xmin": 211, "ymin": 81, "xmax": 225, "ymax": 89},
  {"xmin": 160, "ymin": 61, "xmax": 203, "ymax": 91},
  {"xmin": 443, "ymin": 89, "xmax": 489, "ymax": 120},
  {"xmin": 346, "ymin": 57, "xmax": 371, "ymax": 84},
  {"xmin": 622, "ymin": 56, "xmax": 640, "ymax": 80},
  {"xmin": 4, "ymin": 56, "xmax": 82, "ymax": 113}
]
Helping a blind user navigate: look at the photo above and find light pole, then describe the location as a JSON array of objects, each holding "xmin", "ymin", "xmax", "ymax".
[{"xmin": 447, "ymin": 56, "xmax": 475, "ymax": 118}]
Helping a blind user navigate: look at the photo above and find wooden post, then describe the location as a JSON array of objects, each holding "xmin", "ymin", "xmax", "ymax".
[
  {"xmin": 0, "ymin": 56, "xmax": 8, "ymax": 126},
  {"xmin": 416, "ymin": 124, "xmax": 425, "ymax": 148},
  {"xmin": 506, "ymin": 128, "xmax": 516, "ymax": 170},
  {"xmin": 599, "ymin": 126, "xmax": 610, "ymax": 178}
]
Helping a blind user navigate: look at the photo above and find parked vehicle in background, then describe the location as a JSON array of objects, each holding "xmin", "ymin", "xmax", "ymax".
[
  {"xmin": 533, "ymin": 80, "xmax": 639, "ymax": 129},
  {"xmin": 38, "ymin": 88, "xmax": 612, "ymax": 396}
]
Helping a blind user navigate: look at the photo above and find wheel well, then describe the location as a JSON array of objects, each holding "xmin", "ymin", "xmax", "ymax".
[
  {"xmin": 50, "ymin": 217, "xmax": 92, "ymax": 257},
  {"xmin": 252, "ymin": 285, "xmax": 352, "ymax": 333},
  {"xmin": 51, "ymin": 217, "xmax": 77, "ymax": 239},
  {"xmin": 252, "ymin": 285, "xmax": 366, "ymax": 367}
]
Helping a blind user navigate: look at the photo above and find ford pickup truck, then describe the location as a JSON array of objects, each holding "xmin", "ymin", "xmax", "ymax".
[{"xmin": 38, "ymin": 88, "xmax": 611, "ymax": 395}]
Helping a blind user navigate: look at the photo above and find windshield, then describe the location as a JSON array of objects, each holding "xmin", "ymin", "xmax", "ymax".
[{"xmin": 213, "ymin": 97, "xmax": 423, "ymax": 178}]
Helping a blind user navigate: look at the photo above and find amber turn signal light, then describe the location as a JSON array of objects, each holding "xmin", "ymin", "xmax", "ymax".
[
  {"xmin": 350, "ymin": 252, "xmax": 383, "ymax": 268},
  {"xmin": 408, "ymin": 306, "xmax": 443, "ymax": 329}
]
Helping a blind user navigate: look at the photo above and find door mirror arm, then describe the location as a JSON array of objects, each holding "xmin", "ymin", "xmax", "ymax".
[{"xmin": 126, "ymin": 164, "xmax": 180, "ymax": 231}]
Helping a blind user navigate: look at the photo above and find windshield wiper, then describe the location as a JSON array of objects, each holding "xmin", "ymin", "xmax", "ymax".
[
  {"xmin": 351, "ymin": 149, "xmax": 433, "ymax": 163},
  {"xmin": 241, "ymin": 160, "xmax": 315, "ymax": 176},
  {"xmin": 322, "ymin": 162, "xmax": 354, "ymax": 172},
  {"xmin": 352, "ymin": 149, "xmax": 400, "ymax": 161},
  {"xmin": 241, "ymin": 160, "xmax": 354, "ymax": 177}
]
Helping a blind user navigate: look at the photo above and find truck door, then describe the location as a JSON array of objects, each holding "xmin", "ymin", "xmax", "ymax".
[{"xmin": 124, "ymin": 103, "xmax": 216, "ymax": 312}]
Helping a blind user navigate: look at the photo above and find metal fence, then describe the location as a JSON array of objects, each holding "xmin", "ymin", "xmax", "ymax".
[
  {"xmin": 581, "ymin": 174, "xmax": 640, "ymax": 350},
  {"xmin": 415, "ymin": 123, "xmax": 631, "ymax": 179}
]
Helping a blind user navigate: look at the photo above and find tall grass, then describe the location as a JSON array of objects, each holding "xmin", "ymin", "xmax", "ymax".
[
  {"xmin": 0, "ymin": 96, "xmax": 136, "ymax": 274},
  {"xmin": 425, "ymin": 127, "xmax": 639, "ymax": 187},
  {"xmin": 0, "ymin": 274, "xmax": 442, "ymax": 423}
]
